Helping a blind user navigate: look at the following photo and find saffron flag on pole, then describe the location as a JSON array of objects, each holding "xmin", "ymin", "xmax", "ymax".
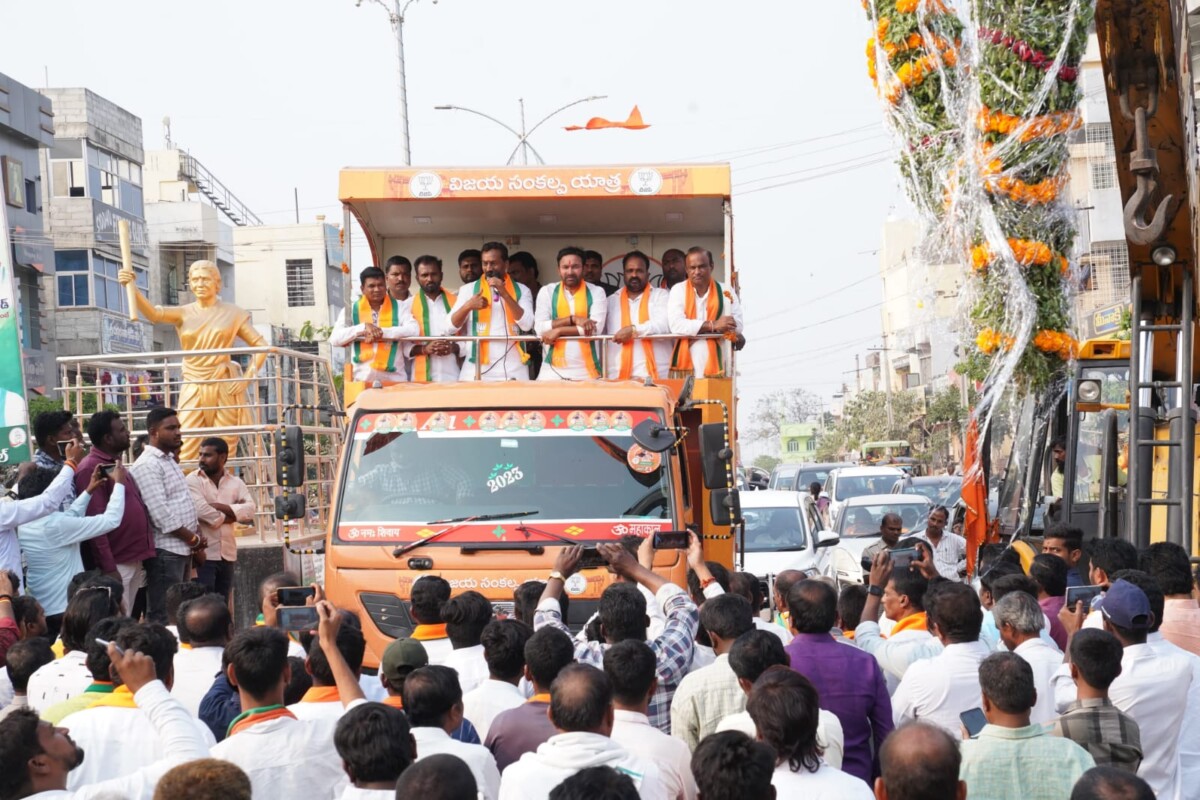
[{"xmin": 565, "ymin": 106, "xmax": 650, "ymax": 131}]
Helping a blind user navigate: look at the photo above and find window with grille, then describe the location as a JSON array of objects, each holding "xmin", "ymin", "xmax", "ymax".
[
  {"xmin": 286, "ymin": 259, "xmax": 315, "ymax": 307},
  {"xmin": 787, "ymin": 440, "xmax": 799, "ymax": 453},
  {"xmin": 1090, "ymin": 161, "xmax": 1116, "ymax": 190},
  {"xmin": 1081, "ymin": 242, "xmax": 1130, "ymax": 306},
  {"xmin": 1085, "ymin": 123, "xmax": 1115, "ymax": 158}
]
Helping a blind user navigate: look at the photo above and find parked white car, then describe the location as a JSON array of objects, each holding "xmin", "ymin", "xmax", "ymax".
[
  {"xmin": 736, "ymin": 490, "xmax": 839, "ymax": 604},
  {"xmin": 830, "ymin": 493, "xmax": 934, "ymax": 575},
  {"xmin": 824, "ymin": 466, "xmax": 905, "ymax": 523}
]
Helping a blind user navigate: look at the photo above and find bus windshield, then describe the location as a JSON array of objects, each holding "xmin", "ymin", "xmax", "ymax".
[
  {"xmin": 1071, "ymin": 365, "xmax": 1130, "ymax": 504},
  {"xmin": 335, "ymin": 409, "xmax": 674, "ymax": 543}
]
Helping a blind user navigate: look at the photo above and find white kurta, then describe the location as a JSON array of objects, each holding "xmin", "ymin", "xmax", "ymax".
[
  {"xmin": 403, "ymin": 290, "xmax": 462, "ymax": 383},
  {"xmin": 605, "ymin": 288, "xmax": 671, "ymax": 381},
  {"xmin": 535, "ymin": 282, "xmax": 608, "ymax": 381},
  {"xmin": 330, "ymin": 304, "xmax": 419, "ymax": 385},
  {"xmin": 447, "ymin": 279, "xmax": 535, "ymax": 381},
  {"xmin": 666, "ymin": 281, "xmax": 743, "ymax": 378}
]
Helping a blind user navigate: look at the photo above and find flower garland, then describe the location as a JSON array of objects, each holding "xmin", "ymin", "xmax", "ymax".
[
  {"xmin": 958, "ymin": 0, "xmax": 1094, "ymax": 392},
  {"xmin": 861, "ymin": 0, "xmax": 965, "ymax": 219}
]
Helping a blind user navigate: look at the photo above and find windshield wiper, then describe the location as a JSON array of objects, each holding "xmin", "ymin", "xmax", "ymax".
[
  {"xmin": 426, "ymin": 510, "xmax": 539, "ymax": 526},
  {"xmin": 392, "ymin": 510, "xmax": 540, "ymax": 558}
]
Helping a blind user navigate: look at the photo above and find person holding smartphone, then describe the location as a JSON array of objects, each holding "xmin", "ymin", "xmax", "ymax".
[
  {"xmin": 31, "ymin": 410, "xmax": 80, "ymax": 512},
  {"xmin": 15, "ymin": 462, "xmax": 127, "ymax": 640}
]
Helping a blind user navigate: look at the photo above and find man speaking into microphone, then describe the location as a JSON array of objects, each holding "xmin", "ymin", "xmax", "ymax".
[{"xmin": 447, "ymin": 241, "xmax": 535, "ymax": 381}]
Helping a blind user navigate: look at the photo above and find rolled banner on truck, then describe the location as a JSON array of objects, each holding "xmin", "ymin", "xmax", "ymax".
[{"xmin": 0, "ymin": 198, "xmax": 31, "ymax": 464}]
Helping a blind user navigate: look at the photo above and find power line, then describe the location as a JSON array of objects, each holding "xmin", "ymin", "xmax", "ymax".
[
  {"xmin": 672, "ymin": 122, "xmax": 883, "ymax": 162},
  {"xmin": 748, "ymin": 274, "xmax": 879, "ymax": 326},
  {"xmin": 736, "ymin": 155, "xmax": 894, "ymax": 196},
  {"xmin": 736, "ymin": 149, "xmax": 893, "ymax": 188},
  {"xmin": 753, "ymin": 301, "xmax": 884, "ymax": 342}
]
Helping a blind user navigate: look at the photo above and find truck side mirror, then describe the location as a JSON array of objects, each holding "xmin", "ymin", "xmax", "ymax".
[
  {"xmin": 275, "ymin": 425, "xmax": 305, "ymax": 487},
  {"xmin": 709, "ymin": 487, "xmax": 741, "ymax": 526},
  {"xmin": 699, "ymin": 423, "xmax": 733, "ymax": 490}
]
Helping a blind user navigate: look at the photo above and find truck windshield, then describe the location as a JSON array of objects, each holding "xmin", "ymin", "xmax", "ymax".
[
  {"xmin": 1071, "ymin": 365, "xmax": 1130, "ymax": 504},
  {"xmin": 335, "ymin": 409, "xmax": 674, "ymax": 544}
]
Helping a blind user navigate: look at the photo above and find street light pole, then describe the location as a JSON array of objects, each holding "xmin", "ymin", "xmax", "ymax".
[
  {"xmin": 435, "ymin": 96, "xmax": 607, "ymax": 165},
  {"xmin": 357, "ymin": 0, "xmax": 432, "ymax": 165}
]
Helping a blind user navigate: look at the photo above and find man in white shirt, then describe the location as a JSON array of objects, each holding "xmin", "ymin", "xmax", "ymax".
[
  {"xmin": 62, "ymin": 623, "xmax": 216, "ymax": 790},
  {"xmin": 332, "ymin": 701, "xmax": 417, "ymax": 800},
  {"xmin": 690, "ymin": 730, "xmax": 777, "ymax": 800},
  {"xmin": 670, "ymin": 593, "xmax": 755, "ymax": 751},
  {"xmin": 1114, "ymin": 569, "xmax": 1200, "ymax": 800},
  {"xmin": 447, "ymin": 242, "xmax": 535, "ymax": 381},
  {"xmin": 330, "ymin": 266, "xmax": 419, "ymax": 389},
  {"xmin": 287, "ymin": 620, "xmax": 366, "ymax": 722},
  {"xmin": 440, "ymin": 591, "xmax": 492, "ymax": 695},
  {"xmin": 715, "ymin": 629, "xmax": 845, "ymax": 770},
  {"xmin": 746, "ymin": 666, "xmax": 873, "ymax": 799},
  {"xmin": 604, "ymin": 639, "xmax": 698, "ymax": 800},
  {"xmin": 405, "ymin": 664, "xmax": 500, "ymax": 800},
  {"xmin": 500, "ymin": 663, "xmax": 668, "ymax": 800},
  {"xmin": 409, "ymin": 575, "xmax": 455, "ymax": 665},
  {"xmin": 0, "ymin": 640, "xmax": 211, "ymax": 800},
  {"xmin": 854, "ymin": 554, "xmax": 940, "ymax": 692},
  {"xmin": 462, "ymin": 620, "xmax": 530, "ymax": 740},
  {"xmin": 916, "ymin": 506, "xmax": 967, "ymax": 581},
  {"xmin": 891, "ymin": 582, "xmax": 990, "ymax": 736},
  {"xmin": 25, "ymin": 581, "xmax": 122, "ymax": 709},
  {"xmin": 211, "ymin": 601, "xmax": 368, "ymax": 800},
  {"xmin": 1050, "ymin": 579, "xmax": 1192, "ymax": 800},
  {"xmin": 666, "ymin": 248, "xmax": 743, "ymax": 378},
  {"xmin": 171, "ymin": 594, "xmax": 231, "ymax": 717},
  {"xmin": 535, "ymin": 246, "xmax": 608, "ymax": 381},
  {"xmin": 384, "ymin": 255, "xmax": 414, "ymax": 309},
  {"xmin": 405, "ymin": 255, "xmax": 462, "ymax": 383},
  {"xmin": 606, "ymin": 251, "xmax": 671, "ymax": 381},
  {"xmin": 993, "ymin": 590, "xmax": 1062, "ymax": 725}
]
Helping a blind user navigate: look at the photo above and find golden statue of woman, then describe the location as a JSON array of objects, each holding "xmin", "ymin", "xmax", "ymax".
[{"xmin": 118, "ymin": 260, "xmax": 266, "ymax": 462}]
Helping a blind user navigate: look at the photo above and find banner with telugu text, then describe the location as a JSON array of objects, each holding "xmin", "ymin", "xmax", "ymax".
[{"xmin": 0, "ymin": 199, "xmax": 32, "ymax": 464}]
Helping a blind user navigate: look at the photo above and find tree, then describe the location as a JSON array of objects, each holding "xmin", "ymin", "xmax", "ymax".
[
  {"xmin": 753, "ymin": 454, "xmax": 781, "ymax": 473},
  {"xmin": 747, "ymin": 389, "xmax": 823, "ymax": 446},
  {"xmin": 814, "ymin": 390, "xmax": 925, "ymax": 460}
]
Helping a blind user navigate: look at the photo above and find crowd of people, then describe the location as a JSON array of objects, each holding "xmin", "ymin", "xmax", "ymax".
[
  {"xmin": 329, "ymin": 244, "xmax": 745, "ymax": 384},
  {"xmin": 0, "ymin": 402, "xmax": 1194, "ymax": 798}
]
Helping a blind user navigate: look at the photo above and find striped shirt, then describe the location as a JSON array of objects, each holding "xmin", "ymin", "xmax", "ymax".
[
  {"xmin": 1049, "ymin": 697, "xmax": 1142, "ymax": 773},
  {"xmin": 130, "ymin": 445, "xmax": 198, "ymax": 556}
]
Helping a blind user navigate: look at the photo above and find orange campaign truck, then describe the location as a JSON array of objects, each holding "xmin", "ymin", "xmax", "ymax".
[{"xmin": 283, "ymin": 164, "xmax": 743, "ymax": 667}]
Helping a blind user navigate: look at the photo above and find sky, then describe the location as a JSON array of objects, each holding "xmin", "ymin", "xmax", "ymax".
[{"xmin": 5, "ymin": 0, "xmax": 915, "ymax": 454}]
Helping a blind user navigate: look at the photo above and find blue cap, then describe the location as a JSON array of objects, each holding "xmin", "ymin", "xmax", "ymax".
[{"xmin": 1092, "ymin": 579, "xmax": 1152, "ymax": 630}]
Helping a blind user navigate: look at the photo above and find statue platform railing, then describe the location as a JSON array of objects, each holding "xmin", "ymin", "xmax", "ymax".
[{"xmin": 56, "ymin": 346, "xmax": 343, "ymax": 546}]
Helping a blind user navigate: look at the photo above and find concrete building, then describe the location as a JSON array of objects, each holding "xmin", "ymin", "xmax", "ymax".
[
  {"xmin": 0, "ymin": 73, "xmax": 56, "ymax": 393},
  {"xmin": 867, "ymin": 218, "xmax": 964, "ymax": 409},
  {"xmin": 232, "ymin": 219, "xmax": 344, "ymax": 360},
  {"xmin": 780, "ymin": 422, "xmax": 818, "ymax": 463},
  {"xmin": 39, "ymin": 88, "xmax": 159, "ymax": 363},
  {"xmin": 1067, "ymin": 34, "xmax": 1130, "ymax": 327}
]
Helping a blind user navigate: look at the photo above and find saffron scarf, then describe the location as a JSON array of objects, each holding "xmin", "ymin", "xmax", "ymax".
[
  {"xmin": 411, "ymin": 289, "xmax": 457, "ymax": 383},
  {"xmin": 550, "ymin": 283, "xmax": 600, "ymax": 378},
  {"xmin": 382, "ymin": 695, "xmax": 405, "ymax": 709},
  {"xmin": 351, "ymin": 295, "xmax": 401, "ymax": 373},
  {"xmin": 90, "ymin": 685, "xmax": 138, "ymax": 709},
  {"xmin": 670, "ymin": 280, "xmax": 725, "ymax": 377},
  {"xmin": 470, "ymin": 276, "xmax": 529, "ymax": 366},
  {"xmin": 227, "ymin": 704, "xmax": 297, "ymax": 738},
  {"xmin": 887, "ymin": 611, "xmax": 929, "ymax": 637},
  {"xmin": 299, "ymin": 686, "xmax": 340, "ymax": 704},
  {"xmin": 412, "ymin": 623, "xmax": 449, "ymax": 641},
  {"xmin": 617, "ymin": 289, "xmax": 657, "ymax": 380}
]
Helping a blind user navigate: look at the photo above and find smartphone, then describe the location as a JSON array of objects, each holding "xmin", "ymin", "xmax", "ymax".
[
  {"xmin": 99, "ymin": 463, "xmax": 117, "ymax": 477},
  {"xmin": 653, "ymin": 531, "xmax": 690, "ymax": 550},
  {"xmin": 57, "ymin": 440, "xmax": 71, "ymax": 458},
  {"xmin": 890, "ymin": 547, "xmax": 919, "ymax": 569},
  {"xmin": 277, "ymin": 606, "xmax": 320, "ymax": 632},
  {"xmin": 579, "ymin": 546, "xmax": 607, "ymax": 570},
  {"xmin": 960, "ymin": 707, "xmax": 988, "ymax": 738},
  {"xmin": 276, "ymin": 586, "xmax": 316, "ymax": 607},
  {"xmin": 1066, "ymin": 585, "xmax": 1104, "ymax": 613}
]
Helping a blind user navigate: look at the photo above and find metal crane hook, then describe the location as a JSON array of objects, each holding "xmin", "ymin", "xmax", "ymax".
[{"xmin": 1123, "ymin": 104, "xmax": 1176, "ymax": 245}]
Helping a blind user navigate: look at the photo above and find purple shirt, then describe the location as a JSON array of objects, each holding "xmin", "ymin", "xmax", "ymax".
[
  {"xmin": 1039, "ymin": 595, "xmax": 1068, "ymax": 651},
  {"xmin": 74, "ymin": 447, "xmax": 155, "ymax": 571},
  {"xmin": 786, "ymin": 632, "xmax": 894, "ymax": 783},
  {"xmin": 485, "ymin": 698, "xmax": 555, "ymax": 772}
]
